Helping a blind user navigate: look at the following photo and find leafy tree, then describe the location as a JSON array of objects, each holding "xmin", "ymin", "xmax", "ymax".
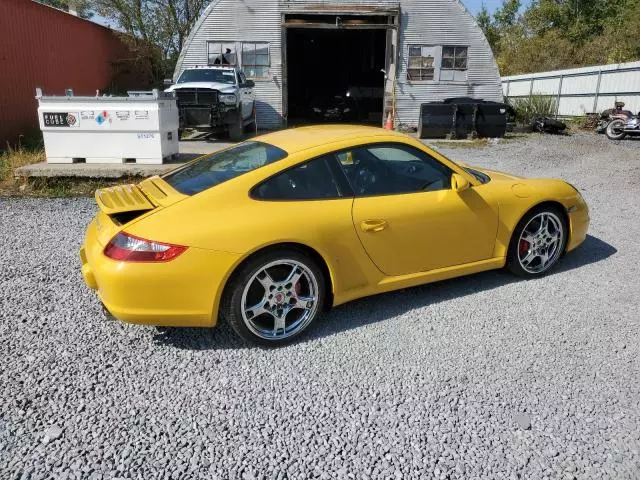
[
  {"xmin": 34, "ymin": 0, "xmax": 93, "ymax": 18},
  {"xmin": 90, "ymin": 0, "xmax": 209, "ymax": 81},
  {"xmin": 477, "ymin": 0, "xmax": 639, "ymax": 75}
]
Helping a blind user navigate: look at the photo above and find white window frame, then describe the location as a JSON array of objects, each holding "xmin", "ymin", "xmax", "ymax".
[
  {"xmin": 241, "ymin": 42, "xmax": 270, "ymax": 80},
  {"xmin": 207, "ymin": 42, "xmax": 237, "ymax": 66},
  {"xmin": 407, "ymin": 45, "xmax": 437, "ymax": 82},
  {"xmin": 441, "ymin": 46, "xmax": 468, "ymax": 72}
]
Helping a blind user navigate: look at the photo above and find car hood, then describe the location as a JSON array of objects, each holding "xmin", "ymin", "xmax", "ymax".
[
  {"xmin": 456, "ymin": 161, "xmax": 524, "ymax": 182},
  {"xmin": 166, "ymin": 82, "xmax": 236, "ymax": 93}
]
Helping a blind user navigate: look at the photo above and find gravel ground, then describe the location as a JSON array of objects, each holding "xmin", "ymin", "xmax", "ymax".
[{"xmin": 1, "ymin": 132, "xmax": 639, "ymax": 479}]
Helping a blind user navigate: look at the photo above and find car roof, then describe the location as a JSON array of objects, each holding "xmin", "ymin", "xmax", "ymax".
[{"xmin": 254, "ymin": 125, "xmax": 407, "ymax": 154}]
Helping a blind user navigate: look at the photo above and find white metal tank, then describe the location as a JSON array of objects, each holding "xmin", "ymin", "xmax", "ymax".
[{"xmin": 36, "ymin": 88, "xmax": 179, "ymax": 164}]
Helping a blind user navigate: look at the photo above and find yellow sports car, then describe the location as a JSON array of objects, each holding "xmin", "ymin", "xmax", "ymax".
[{"xmin": 80, "ymin": 126, "xmax": 589, "ymax": 345}]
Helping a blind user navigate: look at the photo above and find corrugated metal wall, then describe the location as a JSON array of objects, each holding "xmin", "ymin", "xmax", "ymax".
[
  {"xmin": 502, "ymin": 61, "xmax": 640, "ymax": 115},
  {"xmin": 176, "ymin": 0, "xmax": 284, "ymax": 129},
  {"xmin": 0, "ymin": 0, "xmax": 151, "ymax": 148},
  {"xmin": 175, "ymin": 0, "xmax": 503, "ymax": 129}
]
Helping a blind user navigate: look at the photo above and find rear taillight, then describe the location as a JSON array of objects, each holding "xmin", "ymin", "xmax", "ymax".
[{"xmin": 104, "ymin": 232, "xmax": 187, "ymax": 262}]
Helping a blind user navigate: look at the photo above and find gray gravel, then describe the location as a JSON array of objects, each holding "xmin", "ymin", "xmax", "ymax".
[{"xmin": 1, "ymin": 132, "xmax": 639, "ymax": 479}]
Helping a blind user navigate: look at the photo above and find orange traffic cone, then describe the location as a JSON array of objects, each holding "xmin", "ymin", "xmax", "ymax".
[{"xmin": 384, "ymin": 111, "xmax": 394, "ymax": 130}]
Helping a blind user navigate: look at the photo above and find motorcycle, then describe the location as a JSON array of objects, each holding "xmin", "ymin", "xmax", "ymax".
[
  {"xmin": 606, "ymin": 113, "xmax": 640, "ymax": 140},
  {"xmin": 596, "ymin": 102, "xmax": 634, "ymax": 133}
]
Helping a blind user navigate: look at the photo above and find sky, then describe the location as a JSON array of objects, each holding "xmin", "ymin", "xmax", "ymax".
[{"xmin": 90, "ymin": 1, "xmax": 530, "ymax": 29}]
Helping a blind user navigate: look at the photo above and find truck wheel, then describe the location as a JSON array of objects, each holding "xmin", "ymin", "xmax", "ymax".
[{"xmin": 228, "ymin": 112, "xmax": 243, "ymax": 141}]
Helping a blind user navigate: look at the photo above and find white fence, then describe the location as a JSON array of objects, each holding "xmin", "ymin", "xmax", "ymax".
[{"xmin": 501, "ymin": 61, "xmax": 640, "ymax": 116}]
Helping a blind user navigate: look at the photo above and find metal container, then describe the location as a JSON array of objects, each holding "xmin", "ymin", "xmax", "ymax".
[{"xmin": 37, "ymin": 89, "xmax": 179, "ymax": 164}]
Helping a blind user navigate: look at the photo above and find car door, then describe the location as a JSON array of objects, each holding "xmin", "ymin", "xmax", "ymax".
[
  {"xmin": 334, "ymin": 143, "xmax": 499, "ymax": 277},
  {"xmin": 237, "ymin": 71, "xmax": 254, "ymax": 120}
]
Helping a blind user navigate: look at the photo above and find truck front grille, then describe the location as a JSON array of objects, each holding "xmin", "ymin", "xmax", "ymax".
[{"xmin": 174, "ymin": 89, "xmax": 218, "ymax": 106}]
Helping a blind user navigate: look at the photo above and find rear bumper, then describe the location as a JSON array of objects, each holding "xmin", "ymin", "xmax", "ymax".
[{"xmin": 80, "ymin": 218, "xmax": 241, "ymax": 327}]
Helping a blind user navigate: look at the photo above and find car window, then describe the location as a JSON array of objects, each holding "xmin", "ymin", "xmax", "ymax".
[
  {"xmin": 163, "ymin": 141, "xmax": 287, "ymax": 196},
  {"xmin": 335, "ymin": 143, "xmax": 452, "ymax": 196},
  {"xmin": 253, "ymin": 156, "xmax": 341, "ymax": 200}
]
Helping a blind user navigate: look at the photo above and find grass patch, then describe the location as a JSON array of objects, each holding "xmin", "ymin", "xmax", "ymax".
[
  {"xmin": 0, "ymin": 147, "xmax": 45, "ymax": 193},
  {"xmin": 428, "ymin": 133, "xmax": 530, "ymax": 149},
  {"xmin": 508, "ymin": 95, "xmax": 558, "ymax": 125},
  {"xmin": 0, "ymin": 145, "xmax": 138, "ymax": 197},
  {"xmin": 25, "ymin": 177, "xmax": 141, "ymax": 197}
]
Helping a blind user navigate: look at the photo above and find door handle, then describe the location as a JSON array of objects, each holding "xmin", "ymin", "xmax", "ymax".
[{"xmin": 360, "ymin": 219, "xmax": 388, "ymax": 233}]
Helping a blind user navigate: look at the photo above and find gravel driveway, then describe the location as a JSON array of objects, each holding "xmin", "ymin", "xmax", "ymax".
[{"xmin": 1, "ymin": 132, "xmax": 639, "ymax": 479}]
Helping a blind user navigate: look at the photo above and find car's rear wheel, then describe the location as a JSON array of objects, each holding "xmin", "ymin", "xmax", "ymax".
[
  {"xmin": 507, "ymin": 207, "xmax": 567, "ymax": 278},
  {"xmin": 222, "ymin": 250, "xmax": 325, "ymax": 346}
]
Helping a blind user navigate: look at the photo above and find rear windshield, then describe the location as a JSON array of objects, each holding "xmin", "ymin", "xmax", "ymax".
[{"xmin": 163, "ymin": 142, "xmax": 288, "ymax": 195}]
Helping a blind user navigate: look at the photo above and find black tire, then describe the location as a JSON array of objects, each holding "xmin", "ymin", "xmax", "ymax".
[
  {"xmin": 228, "ymin": 111, "xmax": 244, "ymax": 141},
  {"xmin": 606, "ymin": 119, "xmax": 627, "ymax": 140},
  {"xmin": 507, "ymin": 206, "xmax": 568, "ymax": 278},
  {"xmin": 221, "ymin": 249, "xmax": 326, "ymax": 347}
]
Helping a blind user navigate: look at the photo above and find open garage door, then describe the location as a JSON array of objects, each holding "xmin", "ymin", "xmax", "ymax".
[{"xmin": 283, "ymin": 13, "xmax": 398, "ymax": 127}]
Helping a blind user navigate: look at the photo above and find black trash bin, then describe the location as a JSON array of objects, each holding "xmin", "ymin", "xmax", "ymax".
[
  {"xmin": 418, "ymin": 98, "xmax": 509, "ymax": 139},
  {"xmin": 417, "ymin": 103, "xmax": 456, "ymax": 139}
]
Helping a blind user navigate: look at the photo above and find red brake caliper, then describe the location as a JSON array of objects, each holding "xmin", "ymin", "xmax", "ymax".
[{"xmin": 519, "ymin": 239, "xmax": 530, "ymax": 255}]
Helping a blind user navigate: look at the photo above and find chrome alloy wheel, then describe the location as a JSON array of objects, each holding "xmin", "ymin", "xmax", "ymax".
[
  {"xmin": 517, "ymin": 212, "xmax": 564, "ymax": 274},
  {"xmin": 240, "ymin": 259, "xmax": 320, "ymax": 340}
]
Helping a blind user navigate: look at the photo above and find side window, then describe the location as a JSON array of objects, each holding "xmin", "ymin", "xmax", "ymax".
[
  {"xmin": 242, "ymin": 42, "xmax": 270, "ymax": 79},
  {"xmin": 335, "ymin": 144, "xmax": 452, "ymax": 196},
  {"xmin": 253, "ymin": 156, "xmax": 341, "ymax": 200},
  {"xmin": 238, "ymin": 72, "xmax": 247, "ymax": 85},
  {"xmin": 207, "ymin": 42, "xmax": 237, "ymax": 65}
]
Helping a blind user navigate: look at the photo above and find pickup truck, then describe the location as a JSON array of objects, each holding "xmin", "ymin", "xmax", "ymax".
[{"xmin": 165, "ymin": 66, "xmax": 255, "ymax": 140}]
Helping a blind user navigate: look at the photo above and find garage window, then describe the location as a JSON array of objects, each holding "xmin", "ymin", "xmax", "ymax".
[
  {"xmin": 441, "ymin": 46, "xmax": 468, "ymax": 71},
  {"xmin": 208, "ymin": 42, "xmax": 237, "ymax": 65},
  {"xmin": 407, "ymin": 45, "xmax": 436, "ymax": 81},
  {"xmin": 440, "ymin": 46, "xmax": 468, "ymax": 81},
  {"xmin": 242, "ymin": 42, "xmax": 270, "ymax": 79}
]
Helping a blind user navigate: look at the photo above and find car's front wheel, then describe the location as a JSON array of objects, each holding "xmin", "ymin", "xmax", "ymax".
[
  {"xmin": 507, "ymin": 207, "xmax": 568, "ymax": 278},
  {"xmin": 222, "ymin": 250, "xmax": 325, "ymax": 346}
]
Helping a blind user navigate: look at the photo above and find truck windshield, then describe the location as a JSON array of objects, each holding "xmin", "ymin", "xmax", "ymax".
[
  {"xmin": 163, "ymin": 142, "xmax": 288, "ymax": 196},
  {"xmin": 177, "ymin": 69, "xmax": 236, "ymax": 85}
]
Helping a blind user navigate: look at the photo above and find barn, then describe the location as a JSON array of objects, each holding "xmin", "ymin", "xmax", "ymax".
[{"xmin": 174, "ymin": 0, "xmax": 502, "ymax": 130}]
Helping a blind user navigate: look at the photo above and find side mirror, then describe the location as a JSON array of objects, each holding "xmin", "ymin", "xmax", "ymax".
[
  {"xmin": 163, "ymin": 78, "xmax": 174, "ymax": 88},
  {"xmin": 243, "ymin": 79, "xmax": 255, "ymax": 88},
  {"xmin": 451, "ymin": 173, "xmax": 470, "ymax": 193}
]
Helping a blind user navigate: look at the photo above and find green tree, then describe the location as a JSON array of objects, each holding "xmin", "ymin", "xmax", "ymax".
[
  {"xmin": 34, "ymin": 0, "xmax": 93, "ymax": 18},
  {"xmin": 477, "ymin": 4, "xmax": 499, "ymax": 53},
  {"xmin": 90, "ymin": 0, "xmax": 209, "ymax": 80}
]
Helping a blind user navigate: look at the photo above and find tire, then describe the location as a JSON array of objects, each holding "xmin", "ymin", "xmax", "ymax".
[
  {"xmin": 606, "ymin": 119, "xmax": 627, "ymax": 140},
  {"xmin": 221, "ymin": 249, "xmax": 325, "ymax": 347},
  {"xmin": 228, "ymin": 111, "xmax": 243, "ymax": 141},
  {"xmin": 507, "ymin": 206, "xmax": 568, "ymax": 278}
]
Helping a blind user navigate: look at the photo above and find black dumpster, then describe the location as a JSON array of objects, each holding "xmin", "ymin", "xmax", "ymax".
[
  {"xmin": 417, "ymin": 103, "xmax": 456, "ymax": 139},
  {"xmin": 418, "ymin": 98, "xmax": 509, "ymax": 139}
]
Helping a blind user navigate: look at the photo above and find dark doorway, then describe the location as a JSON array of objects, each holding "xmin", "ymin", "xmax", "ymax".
[{"xmin": 285, "ymin": 28, "xmax": 387, "ymax": 126}]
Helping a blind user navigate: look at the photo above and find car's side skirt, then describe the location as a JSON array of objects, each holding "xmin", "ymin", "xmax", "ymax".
[{"xmin": 333, "ymin": 257, "xmax": 506, "ymax": 307}]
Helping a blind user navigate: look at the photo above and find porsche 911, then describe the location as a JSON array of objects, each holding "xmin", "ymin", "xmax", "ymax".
[{"xmin": 80, "ymin": 126, "xmax": 589, "ymax": 345}]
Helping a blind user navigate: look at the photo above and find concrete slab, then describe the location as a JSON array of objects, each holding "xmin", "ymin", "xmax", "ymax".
[{"xmin": 15, "ymin": 140, "xmax": 235, "ymax": 179}]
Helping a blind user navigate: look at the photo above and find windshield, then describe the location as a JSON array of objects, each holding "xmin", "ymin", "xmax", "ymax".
[
  {"xmin": 177, "ymin": 69, "xmax": 236, "ymax": 85},
  {"xmin": 163, "ymin": 142, "xmax": 288, "ymax": 195}
]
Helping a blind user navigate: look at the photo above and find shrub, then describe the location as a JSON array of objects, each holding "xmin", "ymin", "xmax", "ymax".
[{"xmin": 508, "ymin": 95, "xmax": 558, "ymax": 125}]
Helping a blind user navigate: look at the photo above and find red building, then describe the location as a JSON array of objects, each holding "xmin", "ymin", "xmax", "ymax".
[{"xmin": 0, "ymin": 0, "xmax": 153, "ymax": 148}]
